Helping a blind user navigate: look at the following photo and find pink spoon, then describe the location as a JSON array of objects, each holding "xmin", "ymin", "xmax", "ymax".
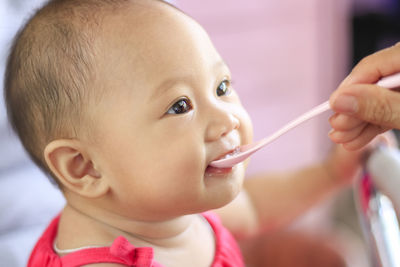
[{"xmin": 210, "ymin": 72, "xmax": 400, "ymax": 168}]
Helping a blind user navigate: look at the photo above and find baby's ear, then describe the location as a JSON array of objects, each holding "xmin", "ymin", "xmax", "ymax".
[{"xmin": 44, "ymin": 139, "xmax": 109, "ymax": 198}]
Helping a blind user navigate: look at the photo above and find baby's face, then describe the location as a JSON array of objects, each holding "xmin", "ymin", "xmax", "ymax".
[{"xmin": 87, "ymin": 3, "xmax": 253, "ymax": 220}]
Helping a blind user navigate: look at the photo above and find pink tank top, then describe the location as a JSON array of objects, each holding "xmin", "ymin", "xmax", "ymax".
[{"xmin": 28, "ymin": 212, "xmax": 244, "ymax": 267}]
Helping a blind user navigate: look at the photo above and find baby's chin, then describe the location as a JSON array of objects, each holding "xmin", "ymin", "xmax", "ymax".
[{"xmin": 204, "ymin": 169, "xmax": 245, "ymax": 207}]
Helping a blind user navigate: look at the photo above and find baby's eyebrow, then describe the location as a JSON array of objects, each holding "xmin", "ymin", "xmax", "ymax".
[
  {"xmin": 151, "ymin": 60, "xmax": 229, "ymax": 99},
  {"xmin": 151, "ymin": 77, "xmax": 188, "ymax": 99}
]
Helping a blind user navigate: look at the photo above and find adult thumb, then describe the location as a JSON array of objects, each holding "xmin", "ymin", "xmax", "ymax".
[{"xmin": 330, "ymin": 84, "xmax": 400, "ymax": 129}]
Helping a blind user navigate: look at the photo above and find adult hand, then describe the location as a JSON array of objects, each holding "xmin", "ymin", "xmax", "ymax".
[{"xmin": 329, "ymin": 43, "xmax": 400, "ymax": 150}]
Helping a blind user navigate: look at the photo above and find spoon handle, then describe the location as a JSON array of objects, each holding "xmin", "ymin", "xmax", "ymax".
[
  {"xmin": 255, "ymin": 101, "xmax": 330, "ymax": 149},
  {"xmin": 377, "ymin": 72, "xmax": 400, "ymax": 88},
  {"xmin": 255, "ymin": 71, "xmax": 400, "ymax": 150}
]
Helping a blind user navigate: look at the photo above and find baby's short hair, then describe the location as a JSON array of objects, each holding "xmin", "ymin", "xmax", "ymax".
[{"xmin": 4, "ymin": 0, "xmax": 133, "ymax": 184}]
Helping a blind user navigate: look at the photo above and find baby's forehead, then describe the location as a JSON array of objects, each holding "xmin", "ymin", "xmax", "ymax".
[
  {"xmin": 94, "ymin": 1, "xmax": 216, "ymax": 88},
  {"xmin": 100, "ymin": 1, "xmax": 197, "ymax": 46}
]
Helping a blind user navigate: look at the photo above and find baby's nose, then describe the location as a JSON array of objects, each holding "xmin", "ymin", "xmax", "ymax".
[{"xmin": 205, "ymin": 109, "xmax": 240, "ymax": 142}]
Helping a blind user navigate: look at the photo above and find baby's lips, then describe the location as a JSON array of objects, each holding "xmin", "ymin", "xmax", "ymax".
[{"xmin": 206, "ymin": 148, "xmax": 239, "ymax": 173}]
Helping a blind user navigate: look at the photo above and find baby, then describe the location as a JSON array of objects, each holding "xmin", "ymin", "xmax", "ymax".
[{"xmin": 5, "ymin": 0, "xmax": 366, "ymax": 266}]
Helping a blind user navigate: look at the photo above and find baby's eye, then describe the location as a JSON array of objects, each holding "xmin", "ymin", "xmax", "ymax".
[
  {"xmin": 166, "ymin": 98, "xmax": 193, "ymax": 114},
  {"xmin": 216, "ymin": 79, "xmax": 231, "ymax": 96}
]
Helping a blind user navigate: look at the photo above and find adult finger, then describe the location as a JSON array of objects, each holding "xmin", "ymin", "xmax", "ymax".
[
  {"xmin": 329, "ymin": 113, "xmax": 364, "ymax": 131},
  {"xmin": 342, "ymin": 124, "xmax": 389, "ymax": 150},
  {"xmin": 329, "ymin": 123, "xmax": 367, "ymax": 144},
  {"xmin": 330, "ymin": 83, "xmax": 400, "ymax": 129},
  {"xmin": 340, "ymin": 42, "xmax": 400, "ymax": 87}
]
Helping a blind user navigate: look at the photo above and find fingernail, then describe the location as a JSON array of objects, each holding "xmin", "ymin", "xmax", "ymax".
[{"xmin": 332, "ymin": 95, "xmax": 358, "ymax": 114}]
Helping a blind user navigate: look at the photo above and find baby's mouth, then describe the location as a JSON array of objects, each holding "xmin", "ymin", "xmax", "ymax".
[
  {"xmin": 205, "ymin": 165, "xmax": 232, "ymax": 175},
  {"xmin": 205, "ymin": 147, "xmax": 241, "ymax": 174}
]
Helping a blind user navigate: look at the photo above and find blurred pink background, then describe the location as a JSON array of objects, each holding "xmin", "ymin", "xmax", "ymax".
[
  {"xmin": 177, "ymin": 0, "xmax": 351, "ymax": 175},
  {"xmin": 1, "ymin": 1, "xmax": 397, "ymax": 266}
]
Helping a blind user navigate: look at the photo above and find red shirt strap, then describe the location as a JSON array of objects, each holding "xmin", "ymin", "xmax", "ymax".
[{"xmin": 60, "ymin": 236, "xmax": 154, "ymax": 267}]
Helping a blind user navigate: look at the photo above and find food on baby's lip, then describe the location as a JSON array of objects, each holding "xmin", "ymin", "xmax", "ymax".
[{"xmin": 223, "ymin": 147, "xmax": 241, "ymax": 159}]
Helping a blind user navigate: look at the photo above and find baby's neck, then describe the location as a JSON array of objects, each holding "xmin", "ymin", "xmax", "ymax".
[
  {"xmin": 57, "ymin": 203, "xmax": 216, "ymax": 266},
  {"xmin": 58, "ymin": 203, "xmax": 205, "ymax": 249}
]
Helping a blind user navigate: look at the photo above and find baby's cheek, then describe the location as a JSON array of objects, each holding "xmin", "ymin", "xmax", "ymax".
[
  {"xmin": 240, "ymin": 109, "xmax": 254, "ymax": 146},
  {"xmin": 231, "ymin": 93, "xmax": 253, "ymax": 145},
  {"xmin": 164, "ymin": 143, "xmax": 204, "ymax": 176}
]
